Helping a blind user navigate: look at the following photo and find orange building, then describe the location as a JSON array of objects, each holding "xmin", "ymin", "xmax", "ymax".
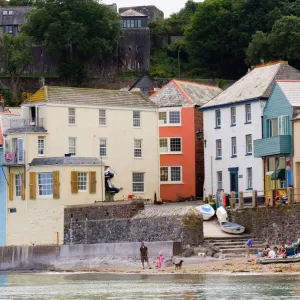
[{"xmin": 150, "ymin": 80, "xmax": 222, "ymax": 201}]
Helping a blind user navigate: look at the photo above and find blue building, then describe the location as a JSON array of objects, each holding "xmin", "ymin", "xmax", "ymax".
[
  {"xmin": 254, "ymin": 80, "xmax": 300, "ymax": 200},
  {"xmin": 0, "ymin": 146, "xmax": 6, "ymax": 245}
]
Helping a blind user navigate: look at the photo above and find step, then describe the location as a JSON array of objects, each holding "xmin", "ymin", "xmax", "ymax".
[
  {"xmin": 216, "ymin": 244, "xmax": 265, "ymax": 250},
  {"xmin": 205, "ymin": 238, "xmax": 252, "ymax": 243},
  {"xmin": 219, "ymin": 248, "xmax": 258, "ymax": 254},
  {"xmin": 211, "ymin": 241, "xmax": 264, "ymax": 246}
]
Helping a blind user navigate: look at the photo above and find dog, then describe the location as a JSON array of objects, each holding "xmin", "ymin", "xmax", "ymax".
[
  {"xmin": 173, "ymin": 260, "xmax": 184, "ymax": 270},
  {"xmin": 198, "ymin": 252, "xmax": 207, "ymax": 257}
]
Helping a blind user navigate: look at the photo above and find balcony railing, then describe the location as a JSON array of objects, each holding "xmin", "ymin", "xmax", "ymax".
[
  {"xmin": 3, "ymin": 150, "xmax": 25, "ymax": 165},
  {"xmin": 9, "ymin": 118, "xmax": 44, "ymax": 128}
]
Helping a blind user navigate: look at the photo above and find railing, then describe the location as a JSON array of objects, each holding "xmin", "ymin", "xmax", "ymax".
[
  {"xmin": 9, "ymin": 118, "xmax": 44, "ymax": 128},
  {"xmin": 3, "ymin": 150, "xmax": 25, "ymax": 165}
]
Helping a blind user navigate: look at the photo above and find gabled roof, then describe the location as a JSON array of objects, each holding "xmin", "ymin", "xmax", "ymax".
[
  {"xmin": 202, "ymin": 61, "xmax": 300, "ymax": 109},
  {"xmin": 29, "ymin": 157, "xmax": 104, "ymax": 166},
  {"xmin": 120, "ymin": 9, "xmax": 147, "ymax": 17},
  {"xmin": 277, "ymin": 80, "xmax": 300, "ymax": 107},
  {"xmin": 149, "ymin": 79, "xmax": 222, "ymax": 107},
  {"xmin": 25, "ymin": 86, "xmax": 157, "ymax": 109}
]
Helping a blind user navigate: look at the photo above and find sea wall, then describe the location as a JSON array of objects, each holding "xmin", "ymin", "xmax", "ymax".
[
  {"xmin": 229, "ymin": 204, "xmax": 300, "ymax": 245},
  {"xmin": 64, "ymin": 202, "xmax": 203, "ymax": 246}
]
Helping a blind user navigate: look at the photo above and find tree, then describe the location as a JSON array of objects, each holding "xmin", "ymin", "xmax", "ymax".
[
  {"xmin": 0, "ymin": 33, "xmax": 32, "ymax": 104},
  {"xmin": 9, "ymin": 0, "xmax": 34, "ymax": 6},
  {"xmin": 23, "ymin": 0, "xmax": 121, "ymax": 84}
]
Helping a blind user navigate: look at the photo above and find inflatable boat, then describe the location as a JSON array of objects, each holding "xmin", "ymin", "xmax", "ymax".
[
  {"xmin": 216, "ymin": 206, "xmax": 245, "ymax": 234},
  {"xmin": 195, "ymin": 204, "xmax": 215, "ymax": 220},
  {"xmin": 258, "ymin": 253, "xmax": 300, "ymax": 265}
]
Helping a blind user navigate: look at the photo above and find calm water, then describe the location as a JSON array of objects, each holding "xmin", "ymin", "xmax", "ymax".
[{"xmin": 0, "ymin": 273, "xmax": 300, "ymax": 299}]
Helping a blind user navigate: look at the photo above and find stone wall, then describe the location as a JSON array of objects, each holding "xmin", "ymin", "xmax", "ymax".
[
  {"xmin": 229, "ymin": 204, "xmax": 300, "ymax": 245},
  {"xmin": 64, "ymin": 202, "xmax": 203, "ymax": 246}
]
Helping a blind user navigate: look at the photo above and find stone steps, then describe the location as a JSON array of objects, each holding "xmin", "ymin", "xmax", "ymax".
[{"xmin": 216, "ymin": 244, "xmax": 265, "ymax": 250}]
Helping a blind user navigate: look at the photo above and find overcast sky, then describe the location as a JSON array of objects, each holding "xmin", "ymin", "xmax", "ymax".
[{"xmin": 102, "ymin": 0, "xmax": 202, "ymax": 17}]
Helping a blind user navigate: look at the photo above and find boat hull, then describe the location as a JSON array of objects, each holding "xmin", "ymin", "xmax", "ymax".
[
  {"xmin": 258, "ymin": 254, "xmax": 300, "ymax": 265},
  {"xmin": 195, "ymin": 204, "xmax": 215, "ymax": 221},
  {"xmin": 220, "ymin": 222, "xmax": 245, "ymax": 234}
]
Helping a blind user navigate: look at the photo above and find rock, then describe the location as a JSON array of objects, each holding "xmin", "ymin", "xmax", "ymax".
[
  {"xmin": 182, "ymin": 248, "xmax": 194, "ymax": 257},
  {"xmin": 213, "ymin": 253, "xmax": 221, "ymax": 258},
  {"xmin": 193, "ymin": 247, "xmax": 207, "ymax": 254}
]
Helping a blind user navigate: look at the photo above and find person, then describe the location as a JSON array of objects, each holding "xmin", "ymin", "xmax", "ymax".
[
  {"xmin": 105, "ymin": 167, "xmax": 121, "ymax": 194},
  {"xmin": 245, "ymin": 236, "xmax": 255, "ymax": 262},
  {"xmin": 257, "ymin": 249, "xmax": 263, "ymax": 258},
  {"xmin": 140, "ymin": 242, "xmax": 151, "ymax": 270},
  {"xmin": 279, "ymin": 242, "xmax": 287, "ymax": 258},
  {"xmin": 263, "ymin": 244, "xmax": 270, "ymax": 257},
  {"xmin": 268, "ymin": 247, "xmax": 277, "ymax": 259},
  {"xmin": 156, "ymin": 252, "xmax": 164, "ymax": 270}
]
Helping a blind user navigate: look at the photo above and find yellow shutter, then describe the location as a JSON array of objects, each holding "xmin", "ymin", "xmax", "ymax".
[
  {"xmin": 29, "ymin": 172, "xmax": 36, "ymax": 200},
  {"xmin": 89, "ymin": 171, "xmax": 96, "ymax": 194},
  {"xmin": 8, "ymin": 173, "xmax": 14, "ymax": 201},
  {"xmin": 53, "ymin": 171, "xmax": 60, "ymax": 199},
  {"xmin": 21, "ymin": 173, "xmax": 25, "ymax": 200},
  {"xmin": 71, "ymin": 171, "xmax": 78, "ymax": 194}
]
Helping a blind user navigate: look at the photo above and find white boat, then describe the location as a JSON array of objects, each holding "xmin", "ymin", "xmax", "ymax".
[
  {"xmin": 195, "ymin": 204, "xmax": 215, "ymax": 220},
  {"xmin": 216, "ymin": 206, "xmax": 245, "ymax": 234}
]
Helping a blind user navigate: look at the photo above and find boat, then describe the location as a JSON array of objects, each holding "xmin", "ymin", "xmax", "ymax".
[
  {"xmin": 195, "ymin": 204, "xmax": 215, "ymax": 220},
  {"xmin": 216, "ymin": 206, "xmax": 245, "ymax": 234},
  {"xmin": 258, "ymin": 253, "xmax": 300, "ymax": 265}
]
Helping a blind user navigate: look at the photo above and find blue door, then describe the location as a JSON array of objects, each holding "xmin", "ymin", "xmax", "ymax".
[{"xmin": 228, "ymin": 167, "xmax": 239, "ymax": 193}]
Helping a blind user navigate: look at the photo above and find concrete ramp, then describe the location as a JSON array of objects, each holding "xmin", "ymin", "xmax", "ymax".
[{"xmin": 203, "ymin": 218, "xmax": 241, "ymax": 238}]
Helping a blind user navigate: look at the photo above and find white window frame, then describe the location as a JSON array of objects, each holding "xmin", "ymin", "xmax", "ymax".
[
  {"xmin": 159, "ymin": 137, "xmax": 182, "ymax": 154},
  {"xmin": 134, "ymin": 139, "xmax": 142, "ymax": 158},
  {"xmin": 231, "ymin": 107, "xmax": 236, "ymax": 125},
  {"xmin": 247, "ymin": 167, "xmax": 253, "ymax": 190},
  {"xmin": 78, "ymin": 172, "xmax": 88, "ymax": 192},
  {"xmin": 132, "ymin": 172, "xmax": 144, "ymax": 193},
  {"xmin": 246, "ymin": 134, "xmax": 252, "ymax": 155},
  {"xmin": 158, "ymin": 110, "xmax": 181, "ymax": 126},
  {"xmin": 99, "ymin": 139, "xmax": 107, "ymax": 157},
  {"xmin": 133, "ymin": 111, "xmax": 141, "ymax": 128},
  {"xmin": 15, "ymin": 174, "xmax": 21, "ymax": 197},
  {"xmin": 217, "ymin": 171, "xmax": 222, "ymax": 190},
  {"xmin": 231, "ymin": 137, "xmax": 237, "ymax": 157},
  {"xmin": 160, "ymin": 166, "xmax": 182, "ymax": 184},
  {"xmin": 68, "ymin": 108, "xmax": 76, "ymax": 125},
  {"xmin": 215, "ymin": 110, "xmax": 221, "ymax": 128},
  {"xmin": 216, "ymin": 139, "xmax": 222, "ymax": 158},
  {"xmin": 2, "ymin": 11, "xmax": 7, "ymax": 15},
  {"xmin": 278, "ymin": 115, "xmax": 289, "ymax": 136},
  {"xmin": 38, "ymin": 136, "xmax": 45, "ymax": 156},
  {"xmin": 38, "ymin": 172, "xmax": 53, "ymax": 197},
  {"xmin": 245, "ymin": 104, "xmax": 251, "ymax": 123},
  {"xmin": 68, "ymin": 137, "xmax": 76, "ymax": 156},
  {"xmin": 8, "ymin": 10, "xmax": 13, "ymax": 15},
  {"xmin": 99, "ymin": 109, "xmax": 106, "ymax": 126}
]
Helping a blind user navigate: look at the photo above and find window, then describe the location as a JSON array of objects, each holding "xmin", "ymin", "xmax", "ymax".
[
  {"xmin": 99, "ymin": 139, "xmax": 107, "ymax": 157},
  {"xmin": 216, "ymin": 139, "xmax": 222, "ymax": 158},
  {"xmin": 4, "ymin": 25, "xmax": 13, "ymax": 34},
  {"xmin": 160, "ymin": 166, "xmax": 182, "ymax": 183},
  {"xmin": 170, "ymin": 138, "xmax": 181, "ymax": 152},
  {"xmin": 8, "ymin": 10, "xmax": 13, "ymax": 15},
  {"xmin": 215, "ymin": 110, "xmax": 221, "ymax": 128},
  {"xmin": 231, "ymin": 137, "xmax": 237, "ymax": 157},
  {"xmin": 99, "ymin": 109, "xmax": 106, "ymax": 126},
  {"xmin": 68, "ymin": 108, "xmax": 76, "ymax": 124},
  {"xmin": 231, "ymin": 107, "xmax": 236, "ymax": 125},
  {"xmin": 132, "ymin": 173, "xmax": 144, "ymax": 192},
  {"xmin": 138, "ymin": 20, "xmax": 142, "ymax": 27},
  {"xmin": 169, "ymin": 111, "xmax": 180, "ymax": 124},
  {"xmin": 38, "ymin": 137, "xmax": 45, "ymax": 155},
  {"xmin": 38, "ymin": 173, "xmax": 53, "ymax": 196},
  {"xmin": 246, "ymin": 134, "xmax": 252, "ymax": 154},
  {"xmin": 2, "ymin": 11, "xmax": 7, "ymax": 15},
  {"xmin": 69, "ymin": 137, "xmax": 76, "ymax": 155},
  {"xmin": 159, "ymin": 138, "xmax": 168, "ymax": 152},
  {"xmin": 245, "ymin": 104, "xmax": 251, "ymax": 123},
  {"xmin": 247, "ymin": 167, "xmax": 252, "ymax": 189},
  {"xmin": 217, "ymin": 171, "xmax": 222, "ymax": 190},
  {"xmin": 159, "ymin": 112, "xmax": 167, "ymax": 124},
  {"xmin": 133, "ymin": 111, "xmax": 141, "ymax": 127},
  {"xmin": 78, "ymin": 172, "xmax": 87, "ymax": 191},
  {"xmin": 159, "ymin": 138, "xmax": 182, "ymax": 153},
  {"xmin": 15, "ymin": 174, "xmax": 21, "ymax": 197},
  {"xmin": 134, "ymin": 139, "xmax": 142, "ymax": 158},
  {"xmin": 269, "ymin": 115, "xmax": 289, "ymax": 137}
]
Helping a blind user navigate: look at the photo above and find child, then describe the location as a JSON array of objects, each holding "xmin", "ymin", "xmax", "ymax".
[{"xmin": 156, "ymin": 252, "xmax": 164, "ymax": 270}]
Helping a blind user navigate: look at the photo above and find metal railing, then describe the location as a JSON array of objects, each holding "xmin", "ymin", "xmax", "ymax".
[{"xmin": 9, "ymin": 118, "xmax": 44, "ymax": 128}]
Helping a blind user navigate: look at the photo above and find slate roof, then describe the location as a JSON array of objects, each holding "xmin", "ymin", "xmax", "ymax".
[
  {"xmin": 120, "ymin": 9, "xmax": 147, "ymax": 17},
  {"xmin": 202, "ymin": 61, "xmax": 300, "ymax": 109},
  {"xmin": 25, "ymin": 86, "xmax": 157, "ymax": 109},
  {"xmin": 4, "ymin": 127, "xmax": 47, "ymax": 135},
  {"xmin": 277, "ymin": 81, "xmax": 300, "ymax": 107},
  {"xmin": 149, "ymin": 79, "xmax": 223, "ymax": 108},
  {"xmin": 29, "ymin": 157, "xmax": 104, "ymax": 166}
]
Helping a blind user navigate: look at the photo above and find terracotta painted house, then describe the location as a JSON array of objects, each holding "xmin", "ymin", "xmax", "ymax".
[{"xmin": 150, "ymin": 79, "xmax": 222, "ymax": 201}]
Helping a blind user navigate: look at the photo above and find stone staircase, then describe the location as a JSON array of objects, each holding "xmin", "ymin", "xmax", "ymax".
[{"xmin": 205, "ymin": 236, "xmax": 265, "ymax": 259}]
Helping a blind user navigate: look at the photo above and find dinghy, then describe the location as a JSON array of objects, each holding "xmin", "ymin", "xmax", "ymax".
[
  {"xmin": 258, "ymin": 253, "xmax": 300, "ymax": 265},
  {"xmin": 195, "ymin": 204, "xmax": 215, "ymax": 220},
  {"xmin": 216, "ymin": 206, "xmax": 245, "ymax": 234}
]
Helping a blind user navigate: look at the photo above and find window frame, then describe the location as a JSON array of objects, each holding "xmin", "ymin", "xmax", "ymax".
[
  {"xmin": 231, "ymin": 107, "xmax": 236, "ymax": 126},
  {"xmin": 217, "ymin": 171, "xmax": 222, "ymax": 190},
  {"xmin": 99, "ymin": 138, "xmax": 107, "ymax": 157},
  {"xmin": 133, "ymin": 111, "xmax": 141, "ymax": 128},
  {"xmin": 246, "ymin": 134, "xmax": 252, "ymax": 155},
  {"xmin": 78, "ymin": 172, "xmax": 88, "ymax": 192},
  {"xmin": 134, "ymin": 139, "xmax": 142, "ymax": 158},
  {"xmin": 38, "ymin": 172, "xmax": 53, "ymax": 197},
  {"xmin": 68, "ymin": 107, "xmax": 76, "ymax": 125},
  {"xmin": 245, "ymin": 104, "xmax": 251, "ymax": 123},
  {"xmin": 216, "ymin": 139, "xmax": 222, "ymax": 159},
  {"xmin": 215, "ymin": 109, "xmax": 221, "ymax": 128},
  {"xmin": 159, "ymin": 137, "xmax": 182, "ymax": 154},
  {"xmin": 99, "ymin": 109, "xmax": 106, "ymax": 126},
  {"xmin": 231, "ymin": 137, "xmax": 237, "ymax": 157},
  {"xmin": 68, "ymin": 137, "xmax": 76, "ymax": 156},
  {"xmin": 132, "ymin": 172, "xmax": 144, "ymax": 193},
  {"xmin": 15, "ymin": 174, "xmax": 21, "ymax": 197},
  {"xmin": 158, "ymin": 110, "xmax": 181, "ymax": 126},
  {"xmin": 247, "ymin": 167, "xmax": 253, "ymax": 190},
  {"xmin": 38, "ymin": 136, "xmax": 45, "ymax": 156}
]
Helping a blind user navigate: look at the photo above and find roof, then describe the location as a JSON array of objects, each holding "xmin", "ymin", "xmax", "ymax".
[
  {"xmin": 29, "ymin": 157, "xmax": 104, "ymax": 166},
  {"xmin": 120, "ymin": 9, "xmax": 147, "ymax": 17},
  {"xmin": 202, "ymin": 61, "xmax": 300, "ymax": 109},
  {"xmin": 129, "ymin": 73, "xmax": 155, "ymax": 90},
  {"xmin": 25, "ymin": 86, "xmax": 157, "ymax": 109},
  {"xmin": 4, "ymin": 127, "xmax": 47, "ymax": 135},
  {"xmin": 149, "ymin": 79, "xmax": 222, "ymax": 107},
  {"xmin": 277, "ymin": 81, "xmax": 300, "ymax": 107}
]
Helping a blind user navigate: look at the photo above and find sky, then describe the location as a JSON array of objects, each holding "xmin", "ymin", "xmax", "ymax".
[{"xmin": 102, "ymin": 0, "xmax": 202, "ymax": 17}]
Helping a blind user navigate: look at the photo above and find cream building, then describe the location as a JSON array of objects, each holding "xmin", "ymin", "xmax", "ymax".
[{"xmin": 3, "ymin": 86, "xmax": 159, "ymax": 245}]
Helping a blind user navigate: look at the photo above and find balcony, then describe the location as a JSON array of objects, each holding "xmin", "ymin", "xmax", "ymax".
[
  {"xmin": 3, "ymin": 150, "xmax": 25, "ymax": 166},
  {"xmin": 254, "ymin": 135, "xmax": 292, "ymax": 158},
  {"xmin": 9, "ymin": 118, "xmax": 44, "ymax": 128}
]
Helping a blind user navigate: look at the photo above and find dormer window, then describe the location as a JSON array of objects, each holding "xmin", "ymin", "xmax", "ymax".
[{"xmin": 2, "ymin": 11, "xmax": 7, "ymax": 15}]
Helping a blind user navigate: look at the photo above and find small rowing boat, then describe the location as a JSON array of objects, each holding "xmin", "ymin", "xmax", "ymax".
[
  {"xmin": 216, "ymin": 206, "xmax": 245, "ymax": 234},
  {"xmin": 195, "ymin": 204, "xmax": 215, "ymax": 220},
  {"xmin": 258, "ymin": 253, "xmax": 300, "ymax": 265}
]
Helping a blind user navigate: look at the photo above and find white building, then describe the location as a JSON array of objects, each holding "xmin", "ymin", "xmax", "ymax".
[{"xmin": 202, "ymin": 61, "xmax": 300, "ymax": 197}]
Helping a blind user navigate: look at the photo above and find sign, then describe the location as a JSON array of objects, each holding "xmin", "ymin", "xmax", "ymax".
[
  {"xmin": 286, "ymin": 157, "xmax": 291, "ymax": 170},
  {"xmin": 238, "ymin": 175, "xmax": 243, "ymax": 178}
]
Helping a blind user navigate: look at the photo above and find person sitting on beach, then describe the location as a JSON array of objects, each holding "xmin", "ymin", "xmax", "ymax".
[
  {"xmin": 268, "ymin": 247, "xmax": 277, "ymax": 259},
  {"xmin": 279, "ymin": 242, "xmax": 287, "ymax": 258},
  {"xmin": 257, "ymin": 249, "xmax": 263, "ymax": 258},
  {"xmin": 263, "ymin": 245, "xmax": 270, "ymax": 257}
]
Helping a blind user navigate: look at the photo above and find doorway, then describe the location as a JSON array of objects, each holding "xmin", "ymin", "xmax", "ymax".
[{"xmin": 228, "ymin": 167, "xmax": 239, "ymax": 192}]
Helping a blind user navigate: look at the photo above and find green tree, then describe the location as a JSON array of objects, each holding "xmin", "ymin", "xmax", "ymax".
[
  {"xmin": 9, "ymin": 0, "xmax": 34, "ymax": 6},
  {"xmin": 0, "ymin": 33, "xmax": 32, "ymax": 104},
  {"xmin": 23, "ymin": 0, "xmax": 121, "ymax": 84}
]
